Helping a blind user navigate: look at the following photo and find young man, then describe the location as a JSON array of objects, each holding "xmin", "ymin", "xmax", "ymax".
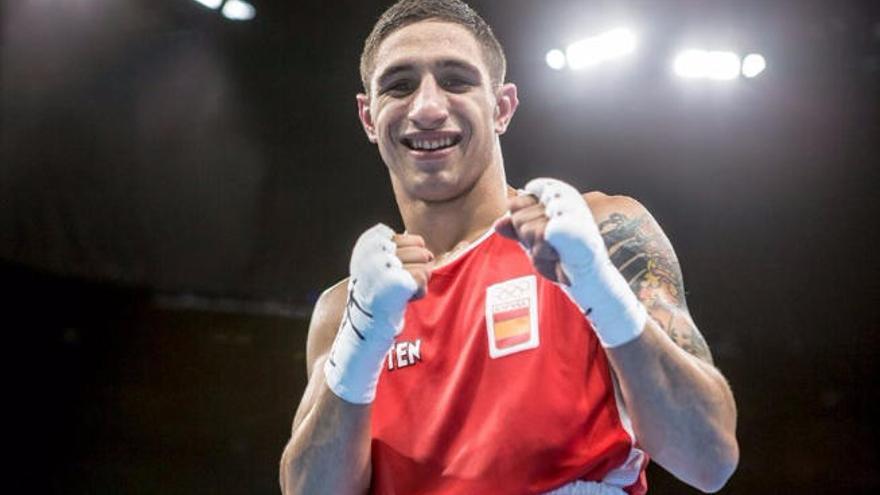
[{"xmin": 280, "ymin": 1, "xmax": 739, "ymax": 494}]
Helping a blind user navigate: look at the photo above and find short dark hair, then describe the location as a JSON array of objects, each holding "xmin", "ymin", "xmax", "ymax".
[{"xmin": 359, "ymin": 0, "xmax": 507, "ymax": 93}]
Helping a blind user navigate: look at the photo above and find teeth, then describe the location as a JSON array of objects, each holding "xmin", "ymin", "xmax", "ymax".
[{"xmin": 410, "ymin": 137, "xmax": 453, "ymax": 150}]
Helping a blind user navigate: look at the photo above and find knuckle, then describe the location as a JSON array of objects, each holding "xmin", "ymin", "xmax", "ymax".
[
  {"xmin": 508, "ymin": 195, "xmax": 535, "ymax": 212},
  {"xmin": 394, "ymin": 247, "xmax": 408, "ymax": 261},
  {"xmin": 397, "ymin": 247, "xmax": 428, "ymax": 263}
]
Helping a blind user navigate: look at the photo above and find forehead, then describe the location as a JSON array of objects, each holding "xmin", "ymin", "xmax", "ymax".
[{"xmin": 372, "ymin": 21, "xmax": 488, "ymax": 80}]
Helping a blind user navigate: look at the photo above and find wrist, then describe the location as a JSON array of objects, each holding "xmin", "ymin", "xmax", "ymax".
[
  {"xmin": 323, "ymin": 280, "xmax": 404, "ymax": 405},
  {"xmin": 566, "ymin": 258, "xmax": 647, "ymax": 348},
  {"xmin": 324, "ymin": 312, "xmax": 397, "ymax": 404}
]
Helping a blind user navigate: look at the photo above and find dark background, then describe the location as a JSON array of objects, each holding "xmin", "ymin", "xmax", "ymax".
[{"xmin": 1, "ymin": 0, "xmax": 878, "ymax": 493}]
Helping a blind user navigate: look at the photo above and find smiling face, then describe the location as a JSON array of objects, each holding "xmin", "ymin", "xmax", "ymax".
[{"xmin": 357, "ymin": 20, "xmax": 518, "ymax": 203}]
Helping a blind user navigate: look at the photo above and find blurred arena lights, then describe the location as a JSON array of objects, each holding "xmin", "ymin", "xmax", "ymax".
[
  {"xmin": 221, "ymin": 0, "xmax": 256, "ymax": 21},
  {"xmin": 191, "ymin": 0, "xmax": 222, "ymax": 9},
  {"xmin": 741, "ymin": 53, "xmax": 767, "ymax": 78},
  {"xmin": 545, "ymin": 49, "xmax": 567, "ymax": 70},
  {"xmin": 673, "ymin": 50, "xmax": 742, "ymax": 80},
  {"xmin": 563, "ymin": 28, "xmax": 637, "ymax": 70}
]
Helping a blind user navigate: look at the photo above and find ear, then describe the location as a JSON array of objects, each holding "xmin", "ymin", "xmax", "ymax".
[
  {"xmin": 493, "ymin": 82, "xmax": 519, "ymax": 135},
  {"xmin": 356, "ymin": 93, "xmax": 378, "ymax": 143}
]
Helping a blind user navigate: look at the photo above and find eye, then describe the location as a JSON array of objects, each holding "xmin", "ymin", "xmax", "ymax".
[
  {"xmin": 440, "ymin": 77, "xmax": 472, "ymax": 92},
  {"xmin": 382, "ymin": 80, "xmax": 415, "ymax": 96}
]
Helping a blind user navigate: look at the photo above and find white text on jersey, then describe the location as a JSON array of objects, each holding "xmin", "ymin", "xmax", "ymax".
[{"xmin": 386, "ymin": 339, "xmax": 422, "ymax": 371}]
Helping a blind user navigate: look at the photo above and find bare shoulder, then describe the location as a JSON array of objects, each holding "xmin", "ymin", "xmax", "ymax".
[
  {"xmin": 583, "ymin": 191, "xmax": 649, "ymax": 219},
  {"xmin": 583, "ymin": 191, "xmax": 714, "ymax": 364},
  {"xmin": 305, "ymin": 278, "xmax": 349, "ymax": 378},
  {"xmin": 583, "ymin": 193, "xmax": 666, "ymax": 250}
]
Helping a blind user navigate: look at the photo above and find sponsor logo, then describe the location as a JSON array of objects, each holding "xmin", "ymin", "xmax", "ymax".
[{"xmin": 386, "ymin": 339, "xmax": 422, "ymax": 371}]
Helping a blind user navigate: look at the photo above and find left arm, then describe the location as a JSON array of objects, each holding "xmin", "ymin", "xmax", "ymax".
[
  {"xmin": 593, "ymin": 201, "xmax": 738, "ymax": 493},
  {"xmin": 497, "ymin": 182, "xmax": 738, "ymax": 493}
]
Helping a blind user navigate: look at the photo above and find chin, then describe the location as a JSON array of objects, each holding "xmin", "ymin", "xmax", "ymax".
[
  {"xmin": 407, "ymin": 174, "xmax": 480, "ymax": 204},
  {"xmin": 408, "ymin": 182, "xmax": 459, "ymax": 203}
]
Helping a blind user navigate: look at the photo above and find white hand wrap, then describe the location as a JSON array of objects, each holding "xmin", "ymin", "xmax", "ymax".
[
  {"xmin": 524, "ymin": 178, "xmax": 647, "ymax": 348},
  {"xmin": 324, "ymin": 223, "xmax": 418, "ymax": 404}
]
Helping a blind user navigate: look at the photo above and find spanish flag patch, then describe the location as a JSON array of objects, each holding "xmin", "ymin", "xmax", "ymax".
[{"xmin": 485, "ymin": 275, "xmax": 540, "ymax": 358}]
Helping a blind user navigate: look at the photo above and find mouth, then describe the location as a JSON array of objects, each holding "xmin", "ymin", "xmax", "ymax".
[{"xmin": 401, "ymin": 133, "xmax": 463, "ymax": 156}]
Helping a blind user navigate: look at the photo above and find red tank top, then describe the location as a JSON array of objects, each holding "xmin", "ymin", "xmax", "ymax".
[{"xmin": 370, "ymin": 231, "xmax": 648, "ymax": 495}]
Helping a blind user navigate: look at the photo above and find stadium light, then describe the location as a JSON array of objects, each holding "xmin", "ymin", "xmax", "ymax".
[
  {"xmin": 545, "ymin": 49, "xmax": 567, "ymax": 70},
  {"xmin": 674, "ymin": 49, "xmax": 741, "ymax": 80},
  {"xmin": 742, "ymin": 53, "xmax": 767, "ymax": 78},
  {"xmin": 191, "ymin": 0, "xmax": 222, "ymax": 9},
  {"xmin": 564, "ymin": 28, "xmax": 637, "ymax": 70},
  {"xmin": 221, "ymin": 0, "xmax": 256, "ymax": 21}
]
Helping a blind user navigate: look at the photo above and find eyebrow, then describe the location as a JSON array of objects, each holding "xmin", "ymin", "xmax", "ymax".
[
  {"xmin": 436, "ymin": 59, "xmax": 481, "ymax": 77},
  {"xmin": 376, "ymin": 64, "xmax": 415, "ymax": 88},
  {"xmin": 376, "ymin": 59, "xmax": 483, "ymax": 88}
]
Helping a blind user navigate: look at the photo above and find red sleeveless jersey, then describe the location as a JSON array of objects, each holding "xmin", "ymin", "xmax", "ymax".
[{"xmin": 370, "ymin": 231, "xmax": 648, "ymax": 495}]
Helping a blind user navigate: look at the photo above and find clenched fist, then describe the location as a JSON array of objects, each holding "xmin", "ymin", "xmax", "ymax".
[
  {"xmin": 392, "ymin": 232, "xmax": 433, "ymax": 301},
  {"xmin": 495, "ymin": 191, "xmax": 569, "ymax": 285},
  {"xmin": 496, "ymin": 178, "xmax": 647, "ymax": 348}
]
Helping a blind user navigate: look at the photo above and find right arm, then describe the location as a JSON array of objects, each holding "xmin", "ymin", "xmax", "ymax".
[
  {"xmin": 279, "ymin": 280, "xmax": 373, "ymax": 495},
  {"xmin": 279, "ymin": 227, "xmax": 433, "ymax": 495}
]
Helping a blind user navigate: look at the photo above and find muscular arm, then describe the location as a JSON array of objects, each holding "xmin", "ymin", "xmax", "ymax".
[
  {"xmin": 280, "ymin": 228, "xmax": 430, "ymax": 494},
  {"xmin": 591, "ymin": 196, "xmax": 739, "ymax": 493},
  {"xmin": 279, "ymin": 280, "xmax": 372, "ymax": 495}
]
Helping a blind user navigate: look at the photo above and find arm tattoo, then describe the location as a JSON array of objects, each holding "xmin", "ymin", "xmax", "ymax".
[{"xmin": 598, "ymin": 212, "xmax": 713, "ymax": 364}]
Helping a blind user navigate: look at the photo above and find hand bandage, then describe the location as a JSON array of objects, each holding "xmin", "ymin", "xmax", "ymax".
[
  {"xmin": 324, "ymin": 223, "xmax": 418, "ymax": 404},
  {"xmin": 524, "ymin": 178, "xmax": 647, "ymax": 348}
]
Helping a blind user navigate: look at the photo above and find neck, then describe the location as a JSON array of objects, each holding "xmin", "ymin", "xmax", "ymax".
[{"xmin": 392, "ymin": 154, "xmax": 513, "ymax": 257}]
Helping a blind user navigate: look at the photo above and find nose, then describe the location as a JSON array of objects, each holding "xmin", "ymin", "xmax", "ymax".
[{"xmin": 408, "ymin": 76, "xmax": 448, "ymax": 130}]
